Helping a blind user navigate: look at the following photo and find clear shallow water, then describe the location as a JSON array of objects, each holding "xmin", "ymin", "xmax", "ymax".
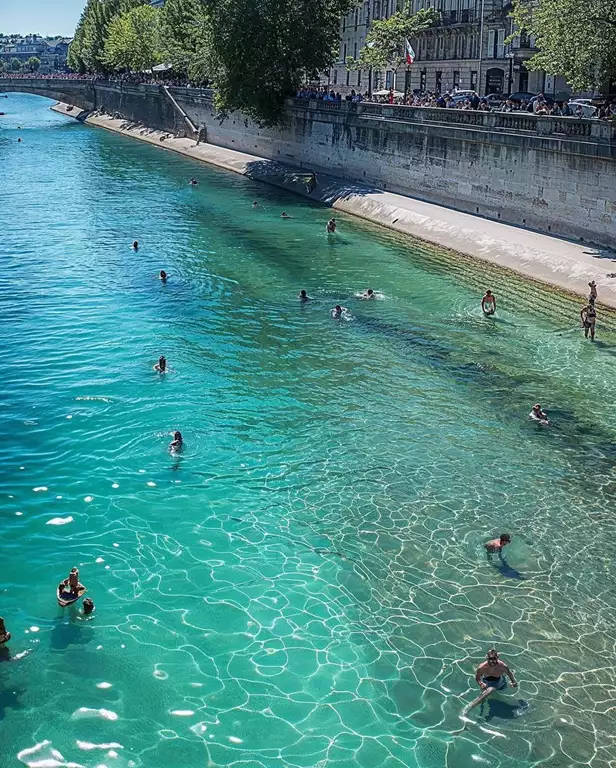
[{"xmin": 2, "ymin": 93, "xmax": 616, "ymax": 768}]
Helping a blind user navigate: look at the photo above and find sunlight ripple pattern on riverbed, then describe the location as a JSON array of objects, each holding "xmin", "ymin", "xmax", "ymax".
[{"xmin": 2, "ymin": 93, "xmax": 616, "ymax": 768}]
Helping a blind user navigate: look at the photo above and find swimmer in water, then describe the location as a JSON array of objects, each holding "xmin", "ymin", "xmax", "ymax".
[
  {"xmin": 530, "ymin": 403, "xmax": 549, "ymax": 424},
  {"xmin": 332, "ymin": 304, "xmax": 348, "ymax": 319},
  {"xmin": 326, "ymin": 218, "xmax": 336, "ymax": 233},
  {"xmin": 154, "ymin": 355, "xmax": 167, "ymax": 373},
  {"xmin": 0, "ymin": 617, "xmax": 11, "ymax": 645},
  {"xmin": 169, "ymin": 430, "xmax": 183, "ymax": 451},
  {"xmin": 189, "ymin": 178, "xmax": 198, "ymax": 186},
  {"xmin": 481, "ymin": 290, "xmax": 496, "ymax": 315},
  {"xmin": 252, "ymin": 201, "xmax": 259, "ymax": 208},
  {"xmin": 474, "ymin": 649, "xmax": 517, "ymax": 696},
  {"xmin": 360, "ymin": 288, "xmax": 376, "ymax": 300},
  {"xmin": 281, "ymin": 212, "xmax": 293, "ymax": 219},
  {"xmin": 298, "ymin": 289, "xmax": 310, "ymax": 302},
  {"xmin": 159, "ymin": 270, "xmax": 167, "ymax": 282},
  {"xmin": 82, "ymin": 598, "xmax": 95, "ymax": 616},
  {"xmin": 133, "ymin": 241, "xmax": 139, "ymax": 250},
  {"xmin": 580, "ymin": 300, "xmax": 597, "ymax": 341},
  {"xmin": 485, "ymin": 533, "xmax": 511, "ymax": 554}
]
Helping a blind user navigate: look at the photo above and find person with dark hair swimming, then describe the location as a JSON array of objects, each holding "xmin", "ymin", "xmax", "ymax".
[
  {"xmin": 169, "ymin": 431, "xmax": 183, "ymax": 452},
  {"xmin": 0, "ymin": 617, "xmax": 11, "ymax": 645},
  {"xmin": 485, "ymin": 534, "xmax": 511, "ymax": 554},
  {"xmin": 83, "ymin": 598, "xmax": 95, "ymax": 615},
  {"xmin": 154, "ymin": 355, "xmax": 167, "ymax": 373},
  {"xmin": 298, "ymin": 289, "xmax": 311, "ymax": 302}
]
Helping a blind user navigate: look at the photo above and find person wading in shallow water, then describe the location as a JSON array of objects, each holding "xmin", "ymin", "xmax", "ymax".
[
  {"xmin": 475, "ymin": 649, "xmax": 517, "ymax": 693},
  {"xmin": 481, "ymin": 290, "xmax": 496, "ymax": 315},
  {"xmin": 580, "ymin": 300, "xmax": 597, "ymax": 341}
]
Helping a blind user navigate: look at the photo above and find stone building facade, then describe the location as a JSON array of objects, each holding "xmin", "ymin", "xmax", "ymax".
[{"xmin": 328, "ymin": 0, "xmax": 569, "ymax": 98}]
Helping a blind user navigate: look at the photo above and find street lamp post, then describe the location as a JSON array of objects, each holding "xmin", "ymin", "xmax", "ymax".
[{"xmin": 505, "ymin": 51, "xmax": 514, "ymax": 96}]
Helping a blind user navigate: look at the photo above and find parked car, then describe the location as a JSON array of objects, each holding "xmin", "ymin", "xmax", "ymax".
[
  {"xmin": 484, "ymin": 93, "xmax": 505, "ymax": 107},
  {"xmin": 568, "ymin": 99, "xmax": 598, "ymax": 117},
  {"xmin": 449, "ymin": 89, "xmax": 478, "ymax": 106},
  {"xmin": 508, "ymin": 91, "xmax": 536, "ymax": 103}
]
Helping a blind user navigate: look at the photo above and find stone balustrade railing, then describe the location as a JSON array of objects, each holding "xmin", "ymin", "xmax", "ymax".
[{"xmin": 290, "ymin": 98, "xmax": 616, "ymax": 142}]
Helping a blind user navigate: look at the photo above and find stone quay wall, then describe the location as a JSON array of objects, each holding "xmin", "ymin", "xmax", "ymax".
[{"xmin": 2, "ymin": 78, "xmax": 615, "ymax": 246}]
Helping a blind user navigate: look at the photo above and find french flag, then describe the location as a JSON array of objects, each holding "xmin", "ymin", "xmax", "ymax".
[{"xmin": 405, "ymin": 39, "xmax": 415, "ymax": 65}]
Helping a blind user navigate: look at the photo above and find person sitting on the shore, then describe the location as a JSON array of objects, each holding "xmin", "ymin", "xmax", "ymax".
[
  {"xmin": 154, "ymin": 355, "xmax": 167, "ymax": 373},
  {"xmin": 482, "ymin": 290, "xmax": 496, "ymax": 315},
  {"xmin": 169, "ymin": 430, "xmax": 183, "ymax": 452},
  {"xmin": 485, "ymin": 533, "xmax": 511, "ymax": 554},
  {"xmin": 326, "ymin": 218, "xmax": 336, "ymax": 233}
]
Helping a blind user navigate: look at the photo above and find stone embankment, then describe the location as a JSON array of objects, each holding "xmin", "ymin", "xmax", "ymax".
[{"xmin": 50, "ymin": 100, "xmax": 616, "ymax": 309}]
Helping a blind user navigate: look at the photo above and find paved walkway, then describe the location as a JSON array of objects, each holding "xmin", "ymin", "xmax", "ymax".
[{"xmin": 53, "ymin": 104, "xmax": 616, "ymax": 309}]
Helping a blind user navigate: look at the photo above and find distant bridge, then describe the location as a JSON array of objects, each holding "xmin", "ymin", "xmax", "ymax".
[{"xmin": 0, "ymin": 77, "xmax": 96, "ymax": 111}]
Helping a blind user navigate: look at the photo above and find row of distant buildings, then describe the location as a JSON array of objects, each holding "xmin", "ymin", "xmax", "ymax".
[
  {"xmin": 0, "ymin": 35, "xmax": 72, "ymax": 73},
  {"xmin": 330, "ymin": 0, "xmax": 573, "ymax": 98}
]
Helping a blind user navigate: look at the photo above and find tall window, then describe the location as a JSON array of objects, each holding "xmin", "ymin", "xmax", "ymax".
[
  {"xmin": 346, "ymin": 70, "xmax": 351, "ymax": 86},
  {"xmin": 333, "ymin": 69, "xmax": 338, "ymax": 85},
  {"xmin": 435, "ymin": 71, "xmax": 442, "ymax": 92},
  {"xmin": 357, "ymin": 70, "xmax": 362, "ymax": 86},
  {"xmin": 420, "ymin": 69, "xmax": 427, "ymax": 91},
  {"xmin": 453, "ymin": 70, "xmax": 460, "ymax": 89},
  {"xmin": 343, "ymin": 43, "xmax": 347, "ymax": 63},
  {"xmin": 470, "ymin": 70, "xmax": 477, "ymax": 90}
]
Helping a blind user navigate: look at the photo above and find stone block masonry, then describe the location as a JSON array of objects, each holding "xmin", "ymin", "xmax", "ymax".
[{"xmin": 2, "ymin": 78, "xmax": 615, "ymax": 248}]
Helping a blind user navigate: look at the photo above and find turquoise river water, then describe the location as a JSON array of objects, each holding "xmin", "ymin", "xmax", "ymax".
[{"xmin": 2, "ymin": 93, "xmax": 616, "ymax": 768}]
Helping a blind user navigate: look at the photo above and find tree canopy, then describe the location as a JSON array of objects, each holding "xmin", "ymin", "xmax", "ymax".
[
  {"xmin": 27, "ymin": 56, "xmax": 41, "ymax": 72},
  {"xmin": 204, "ymin": 0, "xmax": 357, "ymax": 124},
  {"xmin": 511, "ymin": 0, "xmax": 616, "ymax": 91},
  {"xmin": 347, "ymin": 5, "xmax": 440, "ymax": 71},
  {"xmin": 104, "ymin": 5, "xmax": 164, "ymax": 72},
  {"xmin": 68, "ymin": 0, "xmax": 150, "ymax": 74},
  {"xmin": 159, "ymin": 0, "xmax": 210, "ymax": 80}
]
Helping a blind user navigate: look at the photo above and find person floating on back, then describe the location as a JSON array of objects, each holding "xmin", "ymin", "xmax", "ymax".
[
  {"xmin": 154, "ymin": 355, "xmax": 167, "ymax": 373},
  {"xmin": 326, "ymin": 218, "xmax": 336, "ymax": 233},
  {"xmin": 580, "ymin": 300, "xmax": 596, "ymax": 341},
  {"xmin": 482, "ymin": 290, "xmax": 496, "ymax": 315}
]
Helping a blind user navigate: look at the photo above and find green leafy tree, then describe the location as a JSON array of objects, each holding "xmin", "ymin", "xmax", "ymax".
[
  {"xmin": 103, "ymin": 5, "xmax": 163, "ymax": 72},
  {"xmin": 160, "ymin": 0, "xmax": 210, "ymax": 80},
  {"xmin": 347, "ymin": 5, "xmax": 440, "ymax": 71},
  {"xmin": 10, "ymin": 57, "xmax": 22, "ymax": 71},
  {"xmin": 68, "ymin": 0, "xmax": 149, "ymax": 74},
  {"xmin": 203, "ymin": 0, "xmax": 357, "ymax": 125},
  {"xmin": 27, "ymin": 56, "xmax": 41, "ymax": 72},
  {"xmin": 511, "ymin": 0, "xmax": 616, "ymax": 91}
]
